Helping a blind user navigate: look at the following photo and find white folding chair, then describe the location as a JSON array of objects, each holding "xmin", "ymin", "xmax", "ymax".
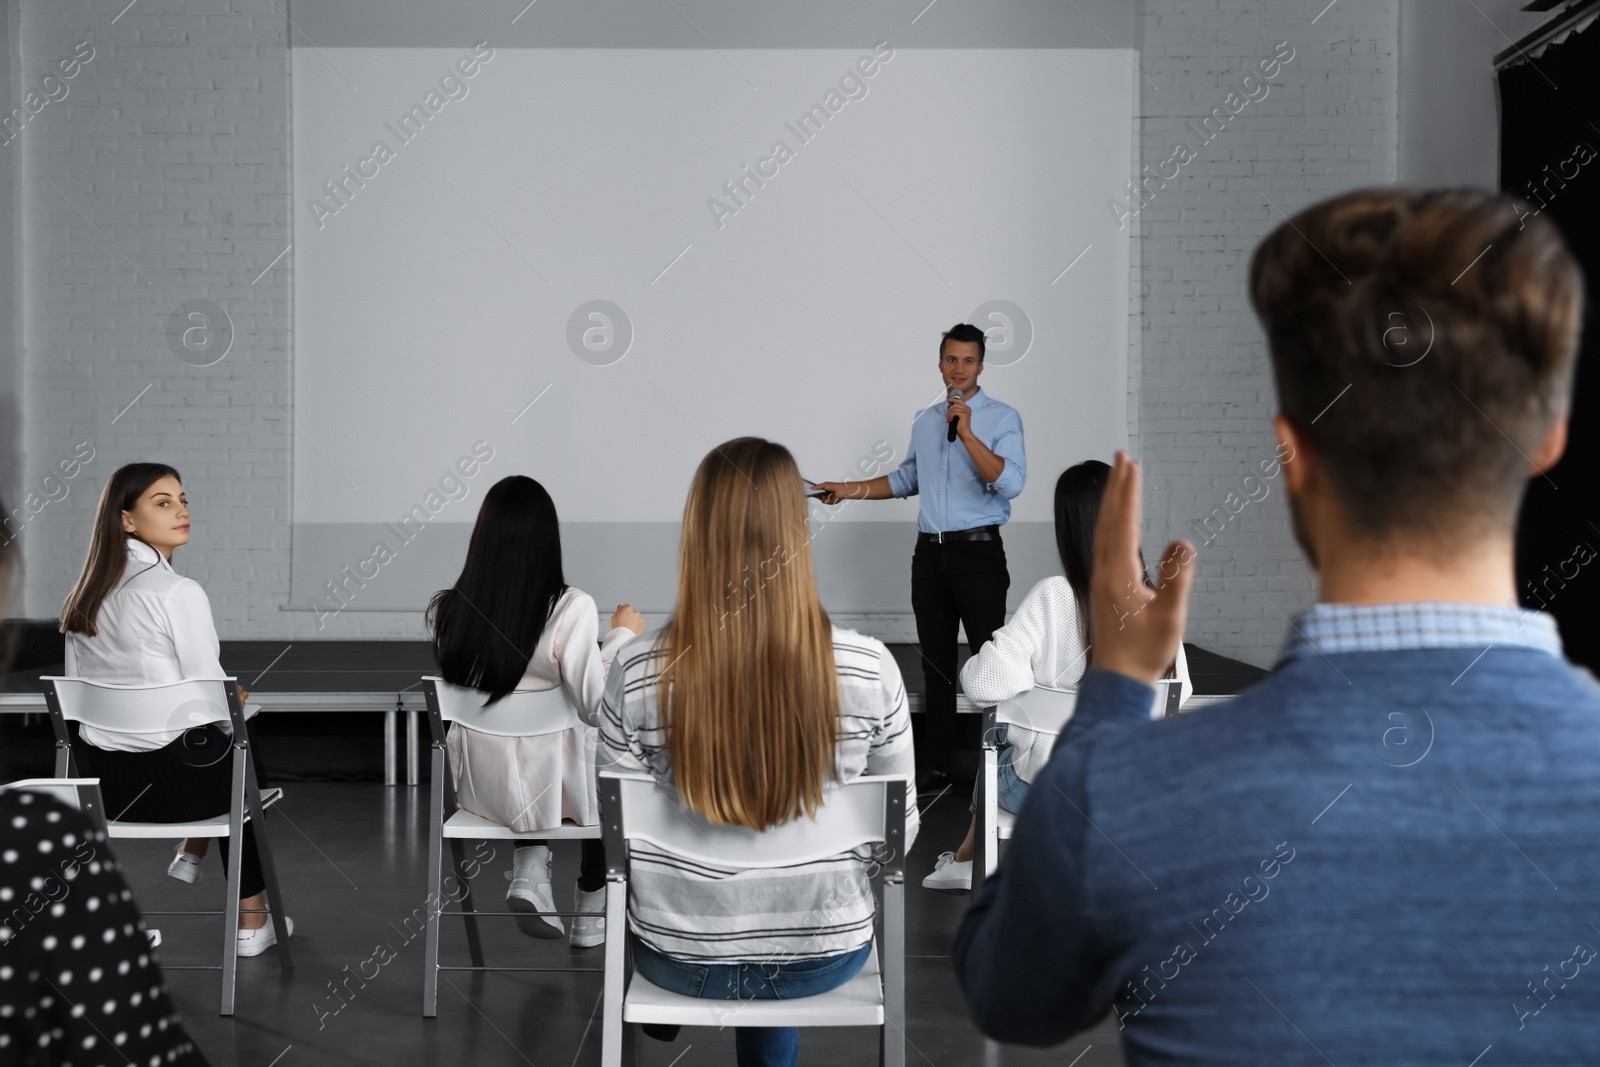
[
  {"xmin": 420, "ymin": 676, "xmax": 606, "ymax": 1017},
  {"xmin": 40, "ymin": 676, "xmax": 291, "ymax": 1015},
  {"xmin": 971, "ymin": 678, "xmax": 1184, "ymax": 898},
  {"xmin": 597, "ymin": 769, "xmax": 909, "ymax": 1067}
]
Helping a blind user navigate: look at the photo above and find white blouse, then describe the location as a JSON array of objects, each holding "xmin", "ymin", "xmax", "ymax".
[
  {"xmin": 959, "ymin": 575, "xmax": 1193, "ymax": 783},
  {"xmin": 446, "ymin": 587, "xmax": 635, "ymax": 832},
  {"xmin": 65, "ymin": 539, "xmax": 226, "ymax": 752}
]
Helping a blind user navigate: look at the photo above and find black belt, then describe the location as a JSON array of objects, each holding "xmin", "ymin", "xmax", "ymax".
[{"xmin": 917, "ymin": 525, "xmax": 1001, "ymax": 544}]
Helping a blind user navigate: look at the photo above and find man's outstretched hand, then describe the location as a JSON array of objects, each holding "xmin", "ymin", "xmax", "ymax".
[{"xmin": 1089, "ymin": 452, "xmax": 1196, "ymax": 684}]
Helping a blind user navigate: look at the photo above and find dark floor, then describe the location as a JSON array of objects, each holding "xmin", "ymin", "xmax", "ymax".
[
  {"xmin": 8, "ymin": 634, "xmax": 1265, "ymax": 1063},
  {"xmin": 118, "ymin": 781, "xmax": 1124, "ymax": 1067}
]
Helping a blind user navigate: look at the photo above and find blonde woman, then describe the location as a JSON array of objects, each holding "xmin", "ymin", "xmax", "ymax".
[{"xmin": 600, "ymin": 438, "xmax": 918, "ymax": 1067}]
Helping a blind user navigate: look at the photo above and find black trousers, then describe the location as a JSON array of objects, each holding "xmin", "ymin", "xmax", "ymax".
[
  {"xmin": 910, "ymin": 535, "xmax": 1010, "ymax": 775},
  {"xmin": 75, "ymin": 723, "xmax": 270, "ymax": 900}
]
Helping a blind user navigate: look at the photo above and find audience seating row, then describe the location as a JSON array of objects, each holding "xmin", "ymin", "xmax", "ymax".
[{"xmin": 26, "ymin": 674, "xmax": 913, "ymax": 1065}]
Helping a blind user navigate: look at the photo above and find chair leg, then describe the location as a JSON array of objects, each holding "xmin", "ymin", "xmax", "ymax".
[
  {"xmin": 449, "ymin": 838, "xmax": 485, "ymax": 969},
  {"xmin": 219, "ymin": 750, "xmax": 247, "ymax": 1016},
  {"xmin": 621, "ymin": 1021, "xmax": 637, "ymax": 1067},
  {"xmin": 880, "ymin": 880, "xmax": 906, "ymax": 1067},
  {"xmin": 245, "ymin": 759, "xmax": 292, "ymax": 971},
  {"xmin": 973, "ymin": 750, "xmax": 997, "ymax": 899},
  {"xmin": 600, "ymin": 875, "xmax": 628, "ymax": 1067},
  {"xmin": 423, "ymin": 749, "xmax": 446, "ymax": 1018}
]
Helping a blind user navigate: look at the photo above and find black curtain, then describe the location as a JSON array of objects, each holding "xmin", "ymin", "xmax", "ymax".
[{"xmin": 1500, "ymin": 16, "xmax": 1600, "ymax": 672}]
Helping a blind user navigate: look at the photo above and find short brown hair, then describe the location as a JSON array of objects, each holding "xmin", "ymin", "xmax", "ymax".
[{"xmin": 1249, "ymin": 187, "xmax": 1583, "ymax": 543}]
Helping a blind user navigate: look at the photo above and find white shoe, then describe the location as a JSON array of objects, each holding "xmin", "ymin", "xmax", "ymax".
[
  {"xmin": 505, "ymin": 846, "xmax": 563, "ymax": 939},
  {"xmin": 571, "ymin": 885, "xmax": 606, "ymax": 948},
  {"xmin": 922, "ymin": 851, "xmax": 973, "ymax": 892},
  {"xmin": 145, "ymin": 929, "xmax": 162, "ymax": 949},
  {"xmin": 167, "ymin": 844, "xmax": 203, "ymax": 885},
  {"xmin": 236, "ymin": 916, "xmax": 292, "ymax": 958}
]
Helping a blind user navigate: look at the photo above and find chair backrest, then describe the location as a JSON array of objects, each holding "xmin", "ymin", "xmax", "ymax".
[
  {"xmin": 1153, "ymin": 677, "xmax": 1185, "ymax": 719},
  {"xmin": 599, "ymin": 771, "xmax": 907, "ymax": 870},
  {"xmin": 993, "ymin": 678, "xmax": 1185, "ymax": 734},
  {"xmin": 993, "ymin": 685, "xmax": 1077, "ymax": 734},
  {"xmin": 41, "ymin": 676, "xmax": 237, "ymax": 735},
  {"xmin": 423, "ymin": 676, "xmax": 585, "ymax": 737},
  {"xmin": 0, "ymin": 778, "xmax": 110, "ymax": 838}
]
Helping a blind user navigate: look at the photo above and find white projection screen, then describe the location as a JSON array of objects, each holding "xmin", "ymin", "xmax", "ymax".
[{"xmin": 289, "ymin": 45, "xmax": 1135, "ymax": 626}]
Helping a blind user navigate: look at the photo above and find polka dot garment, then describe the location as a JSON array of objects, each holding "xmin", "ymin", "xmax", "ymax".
[{"xmin": 0, "ymin": 790, "xmax": 209, "ymax": 1066}]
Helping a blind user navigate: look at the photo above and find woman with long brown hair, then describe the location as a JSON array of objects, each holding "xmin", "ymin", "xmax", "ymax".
[
  {"xmin": 5, "ymin": 481, "xmax": 210, "ymax": 1062},
  {"xmin": 600, "ymin": 437, "xmax": 918, "ymax": 1067},
  {"xmin": 60, "ymin": 463, "xmax": 289, "ymax": 957}
]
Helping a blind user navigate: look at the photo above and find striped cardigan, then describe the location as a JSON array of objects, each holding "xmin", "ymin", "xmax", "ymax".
[{"xmin": 599, "ymin": 626, "xmax": 919, "ymax": 962}]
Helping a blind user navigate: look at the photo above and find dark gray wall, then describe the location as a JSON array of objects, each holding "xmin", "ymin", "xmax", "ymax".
[{"xmin": 291, "ymin": 0, "xmax": 1134, "ymax": 48}]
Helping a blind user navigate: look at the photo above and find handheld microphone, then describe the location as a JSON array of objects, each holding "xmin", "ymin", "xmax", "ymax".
[{"xmin": 947, "ymin": 387, "xmax": 962, "ymax": 442}]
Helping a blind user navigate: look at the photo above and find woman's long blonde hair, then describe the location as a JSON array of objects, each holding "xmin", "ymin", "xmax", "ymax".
[{"xmin": 657, "ymin": 438, "xmax": 839, "ymax": 830}]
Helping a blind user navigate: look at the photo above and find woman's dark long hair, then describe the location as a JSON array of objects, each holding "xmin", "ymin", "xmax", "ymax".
[
  {"xmin": 1053, "ymin": 458, "xmax": 1176, "ymax": 678},
  {"xmin": 428, "ymin": 475, "xmax": 568, "ymax": 705},
  {"xmin": 1053, "ymin": 460, "xmax": 1112, "ymax": 666},
  {"xmin": 61, "ymin": 463, "xmax": 182, "ymax": 636}
]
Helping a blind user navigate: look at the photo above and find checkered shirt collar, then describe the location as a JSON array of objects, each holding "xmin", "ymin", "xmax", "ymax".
[{"xmin": 1276, "ymin": 601, "xmax": 1563, "ymax": 665}]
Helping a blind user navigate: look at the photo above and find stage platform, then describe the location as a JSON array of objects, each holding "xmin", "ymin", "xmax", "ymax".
[{"xmin": 0, "ymin": 638, "xmax": 1267, "ymax": 785}]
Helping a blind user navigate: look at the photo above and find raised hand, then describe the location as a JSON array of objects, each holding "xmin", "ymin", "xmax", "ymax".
[{"xmin": 1089, "ymin": 452, "xmax": 1196, "ymax": 684}]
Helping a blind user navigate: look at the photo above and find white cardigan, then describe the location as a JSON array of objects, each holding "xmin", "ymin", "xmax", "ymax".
[
  {"xmin": 446, "ymin": 586, "xmax": 634, "ymax": 832},
  {"xmin": 958, "ymin": 575, "xmax": 1193, "ymax": 783}
]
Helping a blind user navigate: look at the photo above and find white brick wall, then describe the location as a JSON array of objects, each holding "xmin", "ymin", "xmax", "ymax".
[
  {"xmin": 1133, "ymin": 0, "xmax": 1400, "ymax": 666},
  {"xmin": 19, "ymin": 0, "xmax": 424, "ymax": 639},
  {"xmin": 16, "ymin": 0, "xmax": 1403, "ymax": 662}
]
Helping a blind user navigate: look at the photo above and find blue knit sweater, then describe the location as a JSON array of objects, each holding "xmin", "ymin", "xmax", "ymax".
[{"xmin": 955, "ymin": 632, "xmax": 1600, "ymax": 1064}]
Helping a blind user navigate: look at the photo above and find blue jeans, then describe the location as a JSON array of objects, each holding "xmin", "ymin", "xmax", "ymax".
[
  {"xmin": 968, "ymin": 730, "xmax": 1031, "ymax": 815},
  {"xmin": 632, "ymin": 940, "xmax": 874, "ymax": 1067}
]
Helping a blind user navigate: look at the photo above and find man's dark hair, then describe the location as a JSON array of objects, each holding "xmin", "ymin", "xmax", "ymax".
[
  {"xmin": 1249, "ymin": 187, "xmax": 1582, "ymax": 545},
  {"xmin": 941, "ymin": 323, "xmax": 986, "ymax": 362}
]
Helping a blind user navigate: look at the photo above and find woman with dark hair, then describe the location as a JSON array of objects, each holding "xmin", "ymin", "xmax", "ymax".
[
  {"xmin": 922, "ymin": 459, "xmax": 1192, "ymax": 891},
  {"xmin": 60, "ymin": 463, "xmax": 290, "ymax": 956},
  {"xmin": 429, "ymin": 474, "xmax": 642, "ymax": 945}
]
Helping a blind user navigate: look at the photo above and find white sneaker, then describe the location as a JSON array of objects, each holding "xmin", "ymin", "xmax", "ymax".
[
  {"xmin": 236, "ymin": 916, "xmax": 293, "ymax": 958},
  {"xmin": 571, "ymin": 885, "xmax": 606, "ymax": 948},
  {"xmin": 167, "ymin": 844, "xmax": 203, "ymax": 885},
  {"xmin": 922, "ymin": 851, "xmax": 973, "ymax": 892},
  {"xmin": 505, "ymin": 846, "xmax": 563, "ymax": 939}
]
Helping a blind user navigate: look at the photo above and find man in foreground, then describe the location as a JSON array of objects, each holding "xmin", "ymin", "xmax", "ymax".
[{"xmin": 955, "ymin": 187, "xmax": 1600, "ymax": 1063}]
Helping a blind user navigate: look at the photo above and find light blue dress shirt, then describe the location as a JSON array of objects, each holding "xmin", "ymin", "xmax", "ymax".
[{"xmin": 885, "ymin": 388, "xmax": 1026, "ymax": 533}]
